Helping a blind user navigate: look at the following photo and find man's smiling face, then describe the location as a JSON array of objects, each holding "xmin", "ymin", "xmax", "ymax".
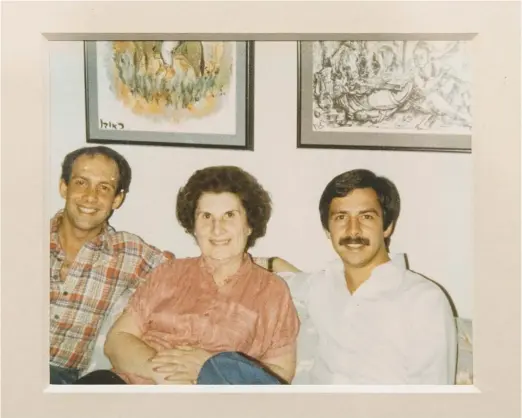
[
  {"xmin": 60, "ymin": 154, "xmax": 124, "ymax": 236},
  {"xmin": 327, "ymin": 187, "xmax": 393, "ymax": 270}
]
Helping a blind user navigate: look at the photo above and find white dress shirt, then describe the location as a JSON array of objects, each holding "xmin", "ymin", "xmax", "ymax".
[{"xmin": 283, "ymin": 255, "xmax": 457, "ymax": 385}]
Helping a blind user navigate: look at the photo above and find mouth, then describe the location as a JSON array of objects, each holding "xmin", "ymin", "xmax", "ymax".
[
  {"xmin": 77, "ymin": 206, "xmax": 98, "ymax": 215},
  {"xmin": 344, "ymin": 243, "xmax": 365, "ymax": 250},
  {"xmin": 210, "ymin": 239, "xmax": 231, "ymax": 246}
]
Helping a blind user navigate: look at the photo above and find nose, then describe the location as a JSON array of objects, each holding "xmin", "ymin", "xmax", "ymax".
[
  {"xmin": 82, "ymin": 186, "xmax": 99, "ymax": 203},
  {"xmin": 211, "ymin": 218, "xmax": 225, "ymax": 235},
  {"xmin": 346, "ymin": 217, "xmax": 361, "ymax": 236}
]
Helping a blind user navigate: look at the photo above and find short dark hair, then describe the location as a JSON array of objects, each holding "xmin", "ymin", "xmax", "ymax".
[
  {"xmin": 176, "ymin": 166, "xmax": 272, "ymax": 250},
  {"xmin": 60, "ymin": 146, "xmax": 132, "ymax": 194},
  {"xmin": 319, "ymin": 169, "xmax": 401, "ymax": 248}
]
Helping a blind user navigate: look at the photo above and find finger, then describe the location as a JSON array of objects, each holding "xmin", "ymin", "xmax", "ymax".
[
  {"xmin": 153, "ymin": 364, "xmax": 188, "ymax": 373},
  {"xmin": 150, "ymin": 360, "xmax": 179, "ymax": 368},
  {"xmin": 153, "ymin": 365, "xmax": 177, "ymax": 373},
  {"xmin": 150, "ymin": 354, "xmax": 183, "ymax": 363},
  {"xmin": 155, "ymin": 348, "xmax": 192, "ymax": 357},
  {"xmin": 165, "ymin": 371, "xmax": 193, "ymax": 381},
  {"xmin": 153, "ymin": 348, "xmax": 185, "ymax": 356},
  {"xmin": 165, "ymin": 375, "xmax": 195, "ymax": 384},
  {"xmin": 175, "ymin": 345, "xmax": 194, "ymax": 351}
]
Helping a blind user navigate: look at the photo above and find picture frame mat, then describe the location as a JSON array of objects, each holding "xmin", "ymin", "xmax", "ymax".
[{"xmin": 1, "ymin": 2, "xmax": 519, "ymax": 418}]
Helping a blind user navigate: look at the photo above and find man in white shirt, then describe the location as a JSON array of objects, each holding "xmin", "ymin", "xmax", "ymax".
[{"xmin": 267, "ymin": 169, "xmax": 457, "ymax": 385}]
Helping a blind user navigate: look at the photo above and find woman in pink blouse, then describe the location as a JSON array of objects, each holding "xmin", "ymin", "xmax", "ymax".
[{"xmin": 75, "ymin": 166, "xmax": 299, "ymax": 385}]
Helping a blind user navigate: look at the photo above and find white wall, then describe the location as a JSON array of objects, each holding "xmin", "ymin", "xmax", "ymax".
[{"xmin": 49, "ymin": 41, "xmax": 473, "ymax": 319}]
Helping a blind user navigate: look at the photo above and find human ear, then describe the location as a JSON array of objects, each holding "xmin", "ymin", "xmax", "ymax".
[
  {"xmin": 383, "ymin": 221, "xmax": 394, "ymax": 238},
  {"xmin": 59, "ymin": 179, "xmax": 68, "ymax": 200},
  {"xmin": 111, "ymin": 191, "xmax": 125, "ymax": 210}
]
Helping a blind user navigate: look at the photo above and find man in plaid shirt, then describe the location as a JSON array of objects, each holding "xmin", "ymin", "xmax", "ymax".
[{"xmin": 50, "ymin": 146, "xmax": 173, "ymax": 384}]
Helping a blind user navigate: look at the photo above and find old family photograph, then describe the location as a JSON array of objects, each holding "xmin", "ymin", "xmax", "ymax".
[{"xmin": 49, "ymin": 40, "xmax": 473, "ymax": 386}]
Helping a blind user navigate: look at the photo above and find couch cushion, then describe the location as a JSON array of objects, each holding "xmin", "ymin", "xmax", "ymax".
[{"xmin": 455, "ymin": 317, "xmax": 473, "ymax": 385}]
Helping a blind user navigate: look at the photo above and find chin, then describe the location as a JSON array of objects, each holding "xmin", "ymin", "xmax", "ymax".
[
  {"xmin": 73, "ymin": 221, "xmax": 100, "ymax": 231},
  {"xmin": 342, "ymin": 256, "xmax": 369, "ymax": 266},
  {"xmin": 204, "ymin": 249, "xmax": 231, "ymax": 259},
  {"xmin": 345, "ymin": 260, "xmax": 373, "ymax": 269},
  {"xmin": 209, "ymin": 255, "xmax": 231, "ymax": 261},
  {"xmin": 208, "ymin": 250, "xmax": 243, "ymax": 261},
  {"xmin": 339, "ymin": 251, "xmax": 372, "ymax": 267}
]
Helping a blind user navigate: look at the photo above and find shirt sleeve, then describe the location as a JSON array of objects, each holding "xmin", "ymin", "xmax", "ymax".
[
  {"xmin": 125, "ymin": 261, "xmax": 175, "ymax": 334},
  {"xmin": 261, "ymin": 281, "xmax": 301, "ymax": 360},
  {"xmin": 129, "ymin": 240, "xmax": 175, "ymax": 290},
  {"xmin": 407, "ymin": 285, "xmax": 458, "ymax": 384}
]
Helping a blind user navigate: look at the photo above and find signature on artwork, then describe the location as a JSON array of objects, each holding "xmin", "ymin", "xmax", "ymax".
[{"xmin": 100, "ymin": 119, "xmax": 124, "ymax": 130}]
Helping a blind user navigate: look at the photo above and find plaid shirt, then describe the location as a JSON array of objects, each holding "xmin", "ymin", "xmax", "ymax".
[{"xmin": 50, "ymin": 210, "xmax": 174, "ymax": 371}]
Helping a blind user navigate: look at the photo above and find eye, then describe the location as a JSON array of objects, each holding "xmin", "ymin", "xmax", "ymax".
[
  {"xmin": 224, "ymin": 211, "xmax": 235, "ymax": 219},
  {"xmin": 201, "ymin": 213, "xmax": 211, "ymax": 220},
  {"xmin": 334, "ymin": 214, "xmax": 346, "ymax": 221},
  {"xmin": 361, "ymin": 214, "xmax": 374, "ymax": 220},
  {"xmin": 74, "ymin": 178, "xmax": 86, "ymax": 186},
  {"xmin": 98, "ymin": 184, "xmax": 111, "ymax": 193}
]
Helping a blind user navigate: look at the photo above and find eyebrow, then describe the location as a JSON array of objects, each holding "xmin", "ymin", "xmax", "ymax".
[
  {"xmin": 99, "ymin": 181, "xmax": 116, "ymax": 188},
  {"xmin": 195, "ymin": 209, "xmax": 240, "ymax": 215},
  {"xmin": 71, "ymin": 175, "xmax": 116, "ymax": 186},
  {"xmin": 331, "ymin": 208, "xmax": 381, "ymax": 217}
]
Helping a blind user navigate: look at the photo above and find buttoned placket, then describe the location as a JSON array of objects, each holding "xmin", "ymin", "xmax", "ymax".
[
  {"xmin": 51, "ymin": 245, "xmax": 67, "ymax": 321},
  {"xmin": 198, "ymin": 256, "xmax": 252, "ymax": 326},
  {"xmin": 199, "ymin": 273, "xmax": 217, "ymax": 321},
  {"xmin": 52, "ymin": 243, "xmax": 102, "ymax": 321},
  {"xmin": 52, "ymin": 270, "xmax": 75, "ymax": 321},
  {"xmin": 342, "ymin": 291, "xmax": 362, "ymax": 333}
]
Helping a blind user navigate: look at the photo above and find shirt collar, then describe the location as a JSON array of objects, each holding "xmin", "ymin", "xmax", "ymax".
[
  {"xmin": 50, "ymin": 210, "xmax": 114, "ymax": 257},
  {"xmin": 198, "ymin": 253, "xmax": 253, "ymax": 286},
  {"xmin": 327, "ymin": 253, "xmax": 407, "ymax": 298}
]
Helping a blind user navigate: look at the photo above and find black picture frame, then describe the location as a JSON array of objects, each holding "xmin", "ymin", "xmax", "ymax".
[{"xmin": 297, "ymin": 40, "xmax": 472, "ymax": 153}]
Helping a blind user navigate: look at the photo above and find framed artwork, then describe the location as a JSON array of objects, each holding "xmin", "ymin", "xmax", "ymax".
[
  {"xmin": 84, "ymin": 40, "xmax": 254, "ymax": 150},
  {"xmin": 298, "ymin": 40, "xmax": 472, "ymax": 152}
]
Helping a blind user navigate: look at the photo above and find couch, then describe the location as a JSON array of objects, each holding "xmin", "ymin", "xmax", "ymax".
[{"xmin": 82, "ymin": 275, "xmax": 474, "ymax": 385}]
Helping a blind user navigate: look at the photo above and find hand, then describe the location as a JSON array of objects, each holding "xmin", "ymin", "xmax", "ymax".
[
  {"xmin": 139, "ymin": 356, "xmax": 186, "ymax": 385},
  {"xmin": 150, "ymin": 346, "xmax": 213, "ymax": 383}
]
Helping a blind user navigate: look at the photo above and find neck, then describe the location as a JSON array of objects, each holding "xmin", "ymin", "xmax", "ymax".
[
  {"xmin": 203, "ymin": 253, "xmax": 245, "ymax": 285},
  {"xmin": 343, "ymin": 251, "xmax": 390, "ymax": 294},
  {"xmin": 59, "ymin": 214, "xmax": 104, "ymax": 257}
]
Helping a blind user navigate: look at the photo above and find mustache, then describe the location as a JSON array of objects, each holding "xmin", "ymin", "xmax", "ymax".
[{"xmin": 339, "ymin": 236, "xmax": 370, "ymax": 246}]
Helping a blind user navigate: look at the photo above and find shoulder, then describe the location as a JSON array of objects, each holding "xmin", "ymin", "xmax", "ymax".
[
  {"xmin": 150, "ymin": 257, "xmax": 199, "ymax": 276},
  {"xmin": 278, "ymin": 260, "xmax": 339, "ymax": 289},
  {"xmin": 109, "ymin": 230, "xmax": 174, "ymax": 259},
  {"xmin": 107, "ymin": 229, "xmax": 150, "ymax": 248},
  {"xmin": 251, "ymin": 264, "xmax": 294, "ymax": 295},
  {"xmin": 309, "ymin": 259, "xmax": 343, "ymax": 286},
  {"xmin": 402, "ymin": 270, "xmax": 444, "ymax": 295},
  {"xmin": 144, "ymin": 257, "xmax": 200, "ymax": 285},
  {"xmin": 400, "ymin": 270, "xmax": 453, "ymax": 315}
]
